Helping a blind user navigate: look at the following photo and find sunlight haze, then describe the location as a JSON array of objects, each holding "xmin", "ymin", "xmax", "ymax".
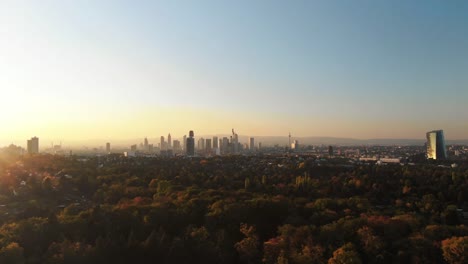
[{"xmin": 1, "ymin": 0, "xmax": 467, "ymax": 146}]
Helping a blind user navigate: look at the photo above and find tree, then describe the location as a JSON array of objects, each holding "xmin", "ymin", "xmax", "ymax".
[
  {"xmin": 441, "ymin": 236, "xmax": 468, "ymax": 264},
  {"xmin": 357, "ymin": 226, "xmax": 383, "ymax": 261},
  {"xmin": 235, "ymin": 224, "xmax": 260, "ymax": 264},
  {"xmin": 328, "ymin": 243, "xmax": 362, "ymax": 264},
  {"xmin": 0, "ymin": 243, "xmax": 25, "ymax": 264}
]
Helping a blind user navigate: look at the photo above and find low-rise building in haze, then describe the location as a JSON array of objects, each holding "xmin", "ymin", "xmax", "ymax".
[{"xmin": 27, "ymin": 137, "xmax": 39, "ymax": 154}]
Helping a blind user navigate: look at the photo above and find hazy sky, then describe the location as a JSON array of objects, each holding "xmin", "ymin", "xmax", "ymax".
[{"xmin": 1, "ymin": 0, "xmax": 467, "ymax": 145}]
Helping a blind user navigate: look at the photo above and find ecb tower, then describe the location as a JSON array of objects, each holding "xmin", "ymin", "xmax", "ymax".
[{"xmin": 426, "ymin": 130, "xmax": 447, "ymax": 160}]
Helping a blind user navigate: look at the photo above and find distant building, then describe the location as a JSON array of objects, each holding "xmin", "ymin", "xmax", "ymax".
[
  {"xmin": 160, "ymin": 136, "xmax": 165, "ymax": 150},
  {"xmin": 205, "ymin": 138, "xmax": 212, "ymax": 153},
  {"xmin": 249, "ymin": 137, "xmax": 255, "ymax": 151},
  {"xmin": 186, "ymin": 130, "xmax": 195, "ymax": 156},
  {"xmin": 291, "ymin": 140, "xmax": 299, "ymax": 151},
  {"xmin": 231, "ymin": 129, "xmax": 239, "ymax": 153},
  {"xmin": 198, "ymin": 137, "xmax": 205, "ymax": 151},
  {"xmin": 328, "ymin": 146, "xmax": 333, "ymax": 156},
  {"xmin": 27, "ymin": 137, "xmax": 39, "ymax": 154},
  {"xmin": 173, "ymin": 140, "xmax": 181, "ymax": 151},
  {"xmin": 130, "ymin": 144, "xmax": 137, "ymax": 151},
  {"xmin": 380, "ymin": 158, "xmax": 401, "ymax": 164},
  {"xmin": 222, "ymin": 137, "xmax": 229, "ymax": 154},
  {"xmin": 106, "ymin": 142, "xmax": 111, "ymax": 153},
  {"xmin": 144, "ymin": 137, "xmax": 148, "ymax": 149},
  {"xmin": 183, "ymin": 135, "xmax": 187, "ymax": 151},
  {"xmin": 426, "ymin": 130, "xmax": 447, "ymax": 160},
  {"xmin": 124, "ymin": 151, "xmax": 136, "ymax": 157},
  {"xmin": 168, "ymin": 133, "xmax": 172, "ymax": 148},
  {"xmin": 213, "ymin": 136, "xmax": 218, "ymax": 149}
]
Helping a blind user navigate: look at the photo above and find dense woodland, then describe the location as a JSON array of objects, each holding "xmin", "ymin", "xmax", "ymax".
[{"xmin": 0, "ymin": 152, "xmax": 467, "ymax": 263}]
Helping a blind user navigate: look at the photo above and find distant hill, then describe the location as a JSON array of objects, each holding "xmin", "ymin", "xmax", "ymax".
[{"xmin": 232, "ymin": 136, "xmax": 468, "ymax": 146}]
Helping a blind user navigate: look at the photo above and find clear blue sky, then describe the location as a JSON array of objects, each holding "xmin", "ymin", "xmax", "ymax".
[{"xmin": 0, "ymin": 0, "xmax": 467, "ymax": 144}]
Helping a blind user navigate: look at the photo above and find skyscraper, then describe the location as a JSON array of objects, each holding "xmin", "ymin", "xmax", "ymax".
[
  {"xmin": 183, "ymin": 135, "xmax": 187, "ymax": 151},
  {"xmin": 186, "ymin": 130, "xmax": 195, "ymax": 156},
  {"xmin": 426, "ymin": 130, "xmax": 447, "ymax": 160},
  {"xmin": 160, "ymin": 136, "xmax": 165, "ymax": 150},
  {"xmin": 328, "ymin": 146, "xmax": 333, "ymax": 156},
  {"xmin": 249, "ymin": 137, "xmax": 255, "ymax": 151},
  {"xmin": 168, "ymin": 133, "xmax": 172, "ymax": 148},
  {"xmin": 198, "ymin": 137, "xmax": 205, "ymax": 151},
  {"xmin": 222, "ymin": 137, "xmax": 229, "ymax": 154},
  {"xmin": 173, "ymin": 140, "xmax": 181, "ymax": 151},
  {"xmin": 27, "ymin": 137, "xmax": 39, "ymax": 154},
  {"xmin": 213, "ymin": 136, "xmax": 218, "ymax": 149},
  {"xmin": 231, "ymin": 129, "xmax": 239, "ymax": 153},
  {"xmin": 106, "ymin": 142, "xmax": 111, "ymax": 153},
  {"xmin": 205, "ymin": 138, "xmax": 212, "ymax": 153}
]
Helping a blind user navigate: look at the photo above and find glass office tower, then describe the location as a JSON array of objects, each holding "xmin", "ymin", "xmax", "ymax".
[{"xmin": 426, "ymin": 130, "xmax": 447, "ymax": 160}]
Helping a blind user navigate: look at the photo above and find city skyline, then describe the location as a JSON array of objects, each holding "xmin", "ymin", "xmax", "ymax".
[
  {"xmin": 1, "ymin": 1, "xmax": 468, "ymax": 142},
  {"xmin": 3, "ymin": 128, "xmax": 468, "ymax": 150}
]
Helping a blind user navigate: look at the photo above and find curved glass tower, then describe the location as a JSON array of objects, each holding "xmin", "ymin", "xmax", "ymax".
[{"xmin": 426, "ymin": 130, "xmax": 447, "ymax": 160}]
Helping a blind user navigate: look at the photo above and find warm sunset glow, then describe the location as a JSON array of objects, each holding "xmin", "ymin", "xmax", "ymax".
[{"xmin": 0, "ymin": 1, "xmax": 467, "ymax": 147}]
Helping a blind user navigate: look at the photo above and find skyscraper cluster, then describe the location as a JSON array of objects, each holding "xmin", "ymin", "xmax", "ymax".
[{"xmin": 182, "ymin": 129, "xmax": 258, "ymax": 156}]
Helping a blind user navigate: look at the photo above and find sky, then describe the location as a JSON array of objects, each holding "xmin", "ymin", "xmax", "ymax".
[{"xmin": 0, "ymin": 0, "xmax": 467, "ymax": 146}]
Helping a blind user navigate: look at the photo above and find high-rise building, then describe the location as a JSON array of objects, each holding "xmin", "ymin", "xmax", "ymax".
[
  {"xmin": 27, "ymin": 137, "xmax": 39, "ymax": 154},
  {"xmin": 168, "ymin": 133, "xmax": 172, "ymax": 148},
  {"xmin": 231, "ymin": 129, "xmax": 239, "ymax": 153},
  {"xmin": 160, "ymin": 136, "xmax": 165, "ymax": 150},
  {"xmin": 426, "ymin": 130, "xmax": 447, "ymax": 160},
  {"xmin": 186, "ymin": 130, "xmax": 195, "ymax": 156},
  {"xmin": 130, "ymin": 144, "xmax": 137, "ymax": 151},
  {"xmin": 183, "ymin": 135, "xmax": 187, "ymax": 151},
  {"xmin": 173, "ymin": 140, "xmax": 181, "ymax": 151},
  {"xmin": 291, "ymin": 140, "xmax": 299, "ymax": 151},
  {"xmin": 205, "ymin": 138, "xmax": 212, "ymax": 152},
  {"xmin": 198, "ymin": 137, "xmax": 205, "ymax": 151},
  {"xmin": 144, "ymin": 137, "xmax": 148, "ymax": 148},
  {"xmin": 222, "ymin": 137, "xmax": 229, "ymax": 154},
  {"xmin": 213, "ymin": 136, "xmax": 218, "ymax": 148},
  {"xmin": 106, "ymin": 142, "xmax": 111, "ymax": 153},
  {"xmin": 328, "ymin": 146, "xmax": 333, "ymax": 156},
  {"xmin": 249, "ymin": 137, "xmax": 255, "ymax": 151}
]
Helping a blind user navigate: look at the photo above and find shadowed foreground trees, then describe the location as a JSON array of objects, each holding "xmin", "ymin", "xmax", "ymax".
[{"xmin": 0, "ymin": 155, "xmax": 466, "ymax": 263}]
